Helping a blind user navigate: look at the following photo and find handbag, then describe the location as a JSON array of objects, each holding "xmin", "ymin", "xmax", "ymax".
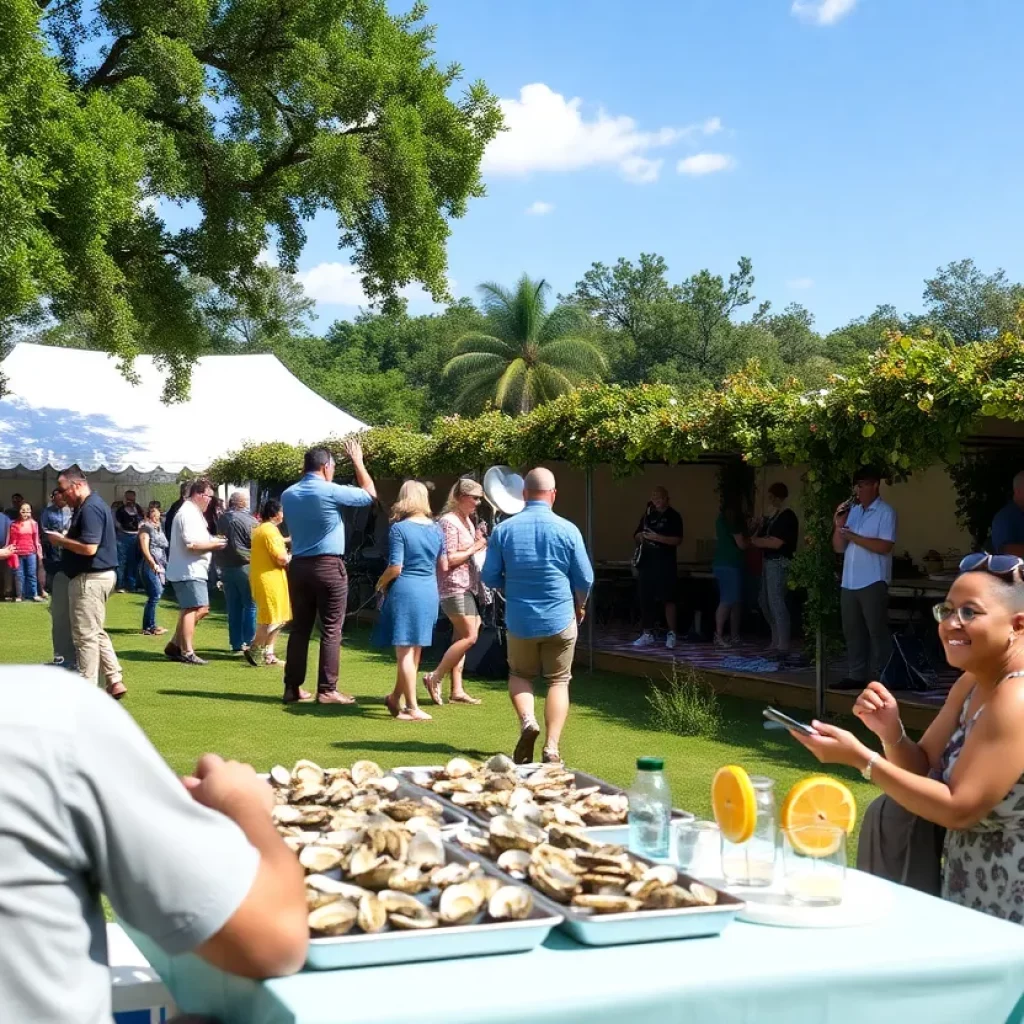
[{"xmin": 856, "ymin": 793, "xmax": 945, "ymax": 896}]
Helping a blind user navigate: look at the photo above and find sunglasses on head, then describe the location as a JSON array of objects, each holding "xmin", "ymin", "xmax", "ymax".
[{"xmin": 959, "ymin": 552, "xmax": 1024, "ymax": 580}]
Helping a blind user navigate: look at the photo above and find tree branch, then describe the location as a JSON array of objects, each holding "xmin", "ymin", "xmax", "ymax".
[{"xmin": 84, "ymin": 33, "xmax": 137, "ymax": 91}]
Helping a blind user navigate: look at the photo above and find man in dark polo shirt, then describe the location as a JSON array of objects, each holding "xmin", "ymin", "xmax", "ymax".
[
  {"xmin": 216, "ymin": 490, "xmax": 258, "ymax": 654},
  {"xmin": 632, "ymin": 486, "xmax": 684, "ymax": 650},
  {"xmin": 44, "ymin": 467, "xmax": 125, "ymax": 699}
]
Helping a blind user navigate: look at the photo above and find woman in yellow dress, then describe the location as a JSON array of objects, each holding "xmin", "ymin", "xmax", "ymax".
[{"xmin": 245, "ymin": 499, "xmax": 291, "ymax": 667}]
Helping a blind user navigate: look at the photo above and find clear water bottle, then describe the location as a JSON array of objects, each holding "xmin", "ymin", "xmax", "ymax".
[{"xmin": 627, "ymin": 756, "xmax": 672, "ymax": 859}]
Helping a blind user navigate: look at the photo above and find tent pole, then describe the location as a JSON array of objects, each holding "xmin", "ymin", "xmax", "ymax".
[{"xmin": 586, "ymin": 467, "xmax": 594, "ymax": 673}]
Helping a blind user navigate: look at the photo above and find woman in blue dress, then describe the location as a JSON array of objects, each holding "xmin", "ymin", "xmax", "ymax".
[{"xmin": 374, "ymin": 481, "xmax": 448, "ymax": 722}]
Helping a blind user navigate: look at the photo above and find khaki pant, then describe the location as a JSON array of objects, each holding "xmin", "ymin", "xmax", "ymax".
[
  {"xmin": 69, "ymin": 570, "xmax": 122, "ymax": 687},
  {"xmin": 48, "ymin": 571, "xmax": 78, "ymax": 668},
  {"xmin": 506, "ymin": 621, "xmax": 578, "ymax": 686}
]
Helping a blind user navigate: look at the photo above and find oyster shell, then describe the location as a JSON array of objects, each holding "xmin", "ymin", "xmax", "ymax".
[
  {"xmin": 486, "ymin": 753, "xmax": 516, "ymax": 774},
  {"xmin": 489, "ymin": 815, "xmax": 546, "ymax": 852},
  {"xmin": 269, "ymin": 764, "xmax": 291, "ymax": 787},
  {"xmin": 488, "ymin": 885, "xmax": 533, "ymax": 921},
  {"xmin": 445, "ymin": 757, "xmax": 475, "ymax": 778},
  {"xmin": 407, "ymin": 829, "xmax": 445, "ymax": 869},
  {"xmin": 438, "ymin": 880, "xmax": 489, "ymax": 925},
  {"xmin": 496, "ymin": 849, "xmax": 532, "ymax": 878},
  {"xmin": 571, "ymin": 893, "xmax": 643, "ymax": 915},
  {"xmin": 387, "ymin": 865, "xmax": 432, "ymax": 894},
  {"xmin": 308, "ymin": 899, "xmax": 358, "ymax": 936},
  {"xmin": 357, "ymin": 894, "xmax": 388, "ymax": 934},
  {"xmin": 292, "ymin": 759, "xmax": 325, "ymax": 789},
  {"xmin": 429, "ymin": 862, "xmax": 480, "ymax": 888},
  {"xmin": 351, "ymin": 760, "xmax": 384, "ymax": 786},
  {"xmin": 298, "ymin": 845, "xmax": 344, "ymax": 874}
]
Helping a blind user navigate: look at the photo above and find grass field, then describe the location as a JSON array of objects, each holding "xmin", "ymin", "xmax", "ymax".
[{"xmin": 2, "ymin": 593, "xmax": 875, "ymax": 848}]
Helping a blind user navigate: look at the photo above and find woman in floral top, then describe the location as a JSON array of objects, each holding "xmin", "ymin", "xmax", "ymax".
[
  {"xmin": 792, "ymin": 553, "xmax": 1024, "ymax": 923},
  {"xmin": 423, "ymin": 477, "xmax": 488, "ymax": 706}
]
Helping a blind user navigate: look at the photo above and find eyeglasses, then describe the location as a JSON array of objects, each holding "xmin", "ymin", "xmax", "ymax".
[
  {"xmin": 933, "ymin": 602, "xmax": 983, "ymax": 627},
  {"xmin": 959, "ymin": 552, "xmax": 1024, "ymax": 580}
]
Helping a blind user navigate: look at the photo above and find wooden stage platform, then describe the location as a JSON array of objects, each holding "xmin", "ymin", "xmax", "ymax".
[{"xmin": 576, "ymin": 630, "xmax": 950, "ymax": 731}]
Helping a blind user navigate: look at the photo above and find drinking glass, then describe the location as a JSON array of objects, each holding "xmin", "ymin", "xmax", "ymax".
[
  {"xmin": 674, "ymin": 819, "xmax": 720, "ymax": 879},
  {"xmin": 781, "ymin": 825, "xmax": 846, "ymax": 906},
  {"xmin": 720, "ymin": 775, "xmax": 776, "ymax": 887}
]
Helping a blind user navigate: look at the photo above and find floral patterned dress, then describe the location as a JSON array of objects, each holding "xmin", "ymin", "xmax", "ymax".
[{"xmin": 940, "ymin": 692, "xmax": 1024, "ymax": 922}]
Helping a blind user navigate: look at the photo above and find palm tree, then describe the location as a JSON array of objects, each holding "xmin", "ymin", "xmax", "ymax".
[{"xmin": 444, "ymin": 275, "xmax": 607, "ymax": 414}]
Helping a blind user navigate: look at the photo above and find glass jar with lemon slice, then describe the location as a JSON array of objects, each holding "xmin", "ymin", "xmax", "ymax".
[{"xmin": 712, "ymin": 766, "xmax": 777, "ymax": 887}]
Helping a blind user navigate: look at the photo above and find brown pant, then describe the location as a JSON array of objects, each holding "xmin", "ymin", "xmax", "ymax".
[
  {"xmin": 284, "ymin": 556, "xmax": 348, "ymax": 697},
  {"xmin": 68, "ymin": 570, "xmax": 122, "ymax": 688}
]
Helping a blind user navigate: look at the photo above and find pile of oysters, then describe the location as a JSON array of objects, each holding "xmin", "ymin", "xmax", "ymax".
[
  {"xmin": 455, "ymin": 816, "xmax": 718, "ymax": 916},
  {"xmin": 268, "ymin": 759, "xmax": 535, "ymax": 937},
  {"xmin": 404, "ymin": 756, "xmax": 630, "ymax": 827}
]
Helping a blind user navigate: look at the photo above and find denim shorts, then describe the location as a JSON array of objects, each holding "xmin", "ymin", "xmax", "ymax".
[
  {"xmin": 172, "ymin": 578, "xmax": 209, "ymax": 609},
  {"xmin": 713, "ymin": 565, "xmax": 743, "ymax": 606}
]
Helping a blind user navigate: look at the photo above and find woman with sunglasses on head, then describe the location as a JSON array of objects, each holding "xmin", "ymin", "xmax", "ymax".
[
  {"xmin": 792, "ymin": 552, "xmax": 1024, "ymax": 922},
  {"xmin": 422, "ymin": 477, "xmax": 488, "ymax": 706}
]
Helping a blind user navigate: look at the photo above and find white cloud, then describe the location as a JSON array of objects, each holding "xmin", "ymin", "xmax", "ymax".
[
  {"xmin": 296, "ymin": 261, "xmax": 453, "ymax": 309},
  {"xmin": 677, "ymin": 153, "xmax": 736, "ymax": 176},
  {"xmin": 787, "ymin": 277, "xmax": 815, "ymax": 290},
  {"xmin": 257, "ymin": 247, "xmax": 279, "ymax": 267},
  {"xmin": 526, "ymin": 200, "xmax": 554, "ymax": 216},
  {"xmin": 482, "ymin": 83, "xmax": 720, "ymax": 185},
  {"xmin": 791, "ymin": 0, "xmax": 857, "ymax": 26},
  {"xmin": 139, "ymin": 195, "xmax": 161, "ymax": 216}
]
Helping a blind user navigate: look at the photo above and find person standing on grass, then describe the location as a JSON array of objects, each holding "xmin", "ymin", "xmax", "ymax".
[
  {"xmin": 423, "ymin": 476, "xmax": 488, "ymax": 707},
  {"xmin": 247, "ymin": 500, "xmax": 291, "ymax": 668},
  {"xmin": 280, "ymin": 440, "xmax": 376, "ymax": 706},
  {"xmin": 374, "ymin": 481, "xmax": 448, "ymax": 722},
  {"xmin": 114, "ymin": 489, "xmax": 143, "ymax": 593},
  {"xmin": 0, "ymin": 508, "xmax": 14, "ymax": 604},
  {"xmin": 832, "ymin": 465, "xmax": 897, "ymax": 690},
  {"xmin": 138, "ymin": 504, "xmax": 169, "ymax": 636},
  {"xmin": 482, "ymin": 467, "xmax": 594, "ymax": 766},
  {"xmin": 9, "ymin": 502, "xmax": 45, "ymax": 602},
  {"xmin": 216, "ymin": 490, "xmax": 258, "ymax": 655},
  {"xmin": 45, "ymin": 468, "xmax": 125, "ymax": 699},
  {"xmin": 164, "ymin": 481, "xmax": 189, "ymax": 544},
  {"xmin": 41, "ymin": 487, "xmax": 71, "ymax": 596},
  {"xmin": 165, "ymin": 479, "xmax": 227, "ymax": 667},
  {"xmin": 0, "ymin": 665, "xmax": 307, "ymax": 1024},
  {"xmin": 712, "ymin": 495, "xmax": 749, "ymax": 649}
]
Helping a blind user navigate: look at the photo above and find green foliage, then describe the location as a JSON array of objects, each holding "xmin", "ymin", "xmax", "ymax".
[
  {"xmin": 646, "ymin": 664, "xmax": 722, "ymax": 739},
  {"xmin": 0, "ymin": 0, "xmax": 501, "ymax": 398},
  {"xmin": 445, "ymin": 276, "xmax": 607, "ymax": 414},
  {"xmin": 923, "ymin": 259, "xmax": 1024, "ymax": 344}
]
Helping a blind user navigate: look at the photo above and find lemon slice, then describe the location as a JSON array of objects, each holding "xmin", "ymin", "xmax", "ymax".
[
  {"xmin": 711, "ymin": 765, "xmax": 757, "ymax": 844},
  {"xmin": 780, "ymin": 775, "xmax": 857, "ymax": 857}
]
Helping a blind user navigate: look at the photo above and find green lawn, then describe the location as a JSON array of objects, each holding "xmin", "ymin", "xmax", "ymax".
[{"xmin": 2, "ymin": 594, "xmax": 875, "ymax": 849}]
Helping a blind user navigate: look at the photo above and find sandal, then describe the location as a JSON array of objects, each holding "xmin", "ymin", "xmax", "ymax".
[
  {"xmin": 384, "ymin": 693, "xmax": 402, "ymax": 718},
  {"xmin": 449, "ymin": 693, "xmax": 482, "ymax": 705},
  {"xmin": 423, "ymin": 673, "xmax": 444, "ymax": 706},
  {"xmin": 264, "ymin": 653, "xmax": 285, "ymax": 667},
  {"xmin": 397, "ymin": 708, "xmax": 432, "ymax": 722}
]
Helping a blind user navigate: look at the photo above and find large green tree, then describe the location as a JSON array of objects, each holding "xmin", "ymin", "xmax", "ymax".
[
  {"xmin": 0, "ymin": 0, "xmax": 501, "ymax": 398},
  {"xmin": 922, "ymin": 259, "xmax": 1023, "ymax": 344},
  {"xmin": 445, "ymin": 276, "xmax": 607, "ymax": 414}
]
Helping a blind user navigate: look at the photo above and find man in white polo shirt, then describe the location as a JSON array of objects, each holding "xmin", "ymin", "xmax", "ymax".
[
  {"xmin": 832, "ymin": 465, "xmax": 897, "ymax": 690},
  {"xmin": 165, "ymin": 478, "xmax": 227, "ymax": 666}
]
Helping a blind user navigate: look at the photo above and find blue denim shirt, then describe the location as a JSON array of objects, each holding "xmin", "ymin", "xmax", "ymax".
[
  {"xmin": 40, "ymin": 504, "xmax": 71, "ymax": 562},
  {"xmin": 280, "ymin": 473, "xmax": 373, "ymax": 558},
  {"xmin": 481, "ymin": 501, "xmax": 594, "ymax": 639}
]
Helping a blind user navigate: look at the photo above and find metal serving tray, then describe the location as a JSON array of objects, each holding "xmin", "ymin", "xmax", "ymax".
[
  {"xmin": 391, "ymin": 765, "xmax": 691, "ymax": 828},
  {"xmin": 261, "ymin": 771, "xmax": 471, "ymax": 829},
  {"xmin": 305, "ymin": 843, "xmax": 563, "ymax": 970}
]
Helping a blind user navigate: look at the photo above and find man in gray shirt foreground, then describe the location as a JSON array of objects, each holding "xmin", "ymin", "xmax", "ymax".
[{"xmin": 0, "ymin": 666, "xmax": 308, "ymax": 1023}]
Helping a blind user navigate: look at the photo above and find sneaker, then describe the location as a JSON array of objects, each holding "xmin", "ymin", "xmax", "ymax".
[
  {"xmin": 32, "ymin": 596, "xmax": 46, "ymax": 603},
  {"xmin": 164, "ymin": 641, "xmax": 182, "ymax": 662},
  {"xmin": 665, "ymin": 631, "xmax": 677, "ymax": 650},
  {"xmin": 632, "ymin": 632, "xmax": 656, "ymax": 648},
  {"xmin": 713, "ymin": 635, "xmax": 734, "ymax": 650},
  {"xmin": 243, "ymin": 645, "xmax": 264, "ymax": 668},
  {"xmin": 513, "ymin": 719, "xmax": 541, "ymax": 765},
  {"xmin": 180, "ymin": 651, "xmax": 208, "ymax": 666}
]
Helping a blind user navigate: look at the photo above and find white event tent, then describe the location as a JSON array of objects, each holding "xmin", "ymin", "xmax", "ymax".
[{"xmin": 0, "ymin": 343, "xmax": 366, "ymax": 508}]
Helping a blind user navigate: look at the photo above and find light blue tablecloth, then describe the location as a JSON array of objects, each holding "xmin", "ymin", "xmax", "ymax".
[{"xmin": 125, "ymin": 869, "xmax": 1024, "ymax": 1024}]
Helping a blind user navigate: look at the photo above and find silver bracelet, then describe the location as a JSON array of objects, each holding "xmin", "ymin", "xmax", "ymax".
[
  {"xmin": 882, "ymin": 722, "xmax": 907, "ymax": 750},
  {"xmin": 861, "ymin": 752, "xmax": 882, "ymax": 782}
]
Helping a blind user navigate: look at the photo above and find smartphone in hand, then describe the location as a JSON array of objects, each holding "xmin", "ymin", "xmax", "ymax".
[{"xmin": 763, "ymin": 706, "xmax": 818, "ymax": 738}]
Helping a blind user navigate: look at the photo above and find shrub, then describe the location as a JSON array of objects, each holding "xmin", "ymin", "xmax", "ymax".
[{"xmin": 646, "ymin": 663, "xmax": 722, "ymax": 739}]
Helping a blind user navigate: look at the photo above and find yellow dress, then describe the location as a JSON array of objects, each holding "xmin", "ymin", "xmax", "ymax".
[{"xmin": 250, "ymin": 522, "xmax": 291, "ymax": 626}]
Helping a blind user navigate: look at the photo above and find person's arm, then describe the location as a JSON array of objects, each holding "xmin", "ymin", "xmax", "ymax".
[
  {"xmin": 343, "ymin": 438, "xmax": 376, "ymax": 501},
  {"xmin": 268, "ymin": 529, "xmax": 290, "ymax": 568},
  {"xmin": 183, "ymin": 507, "xmax": 226, "ymax": 553},
  {"xmin": 376, "ymin": 524, "xmax": 404, "ymax": 592},
  {"xmin": 792, "ymin": 681, "xmax": 1024, "ymax": 831},
  {"xmin": 139, "ymin": 529, "xmax": 158, "ymax": 572},
  {"xmin": 69, "ymin": 690, "xmax": 307, "ymax": 978},
  {"xmin": 52, "ymin": 502, "xmax": 102, "ymax": 557},
  {"xmin": 480, "ymin": 531, "xmax": 504, "ymax": 591},
  {"xmin": 644, "ymin": 531, "xmax": 683, "ymax": 546},
  {"xmin": 436, "ymin": 524, "xmax": 449, "ymax": 575},
  {"xmin": 439, "ymin": 518, "xmax": 482, "ymax": 569},
  {"xmin": 33, "ymin": 521, "xmax": 43, "ymax": 558},
  {"xmin": 842, "ymin": 533, "xmax": 895, "ymax": 555},
  {"xmin": 751, "ymin": 535, "xmax": 784, "ymax": 550},
  {"xmin": 569, "ymin": 527, "xmax": 594, "ymax": 621}
]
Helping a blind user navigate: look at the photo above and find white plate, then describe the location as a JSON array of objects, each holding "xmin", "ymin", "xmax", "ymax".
[{"xmin": 734, "ymin": 869, "xmax": 894, "ymax": 928}]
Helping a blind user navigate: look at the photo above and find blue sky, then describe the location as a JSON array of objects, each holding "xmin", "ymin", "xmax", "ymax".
[{"xmin": 202, "ymin": 0, "xmax": 1024, "ymax": 332}]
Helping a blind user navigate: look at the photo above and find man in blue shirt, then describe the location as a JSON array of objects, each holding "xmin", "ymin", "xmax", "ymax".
[
  {"xmin": 41, "ymin": 488, "xmax": 72, "ymax": 596},
  {"xmin": 280, "ymin": 440, "xmax": 376, "ymax": 705},
  {"xmin": 991, "ymin": 471, "xmax": 1024, "ymax": 557},
  {"xmin": 482, "ymin": 467, "xmax": 594, "ymax": 765},
  {"xmin": 832, "ymin": 465, "xmax": 897, "ymax": 689}
]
